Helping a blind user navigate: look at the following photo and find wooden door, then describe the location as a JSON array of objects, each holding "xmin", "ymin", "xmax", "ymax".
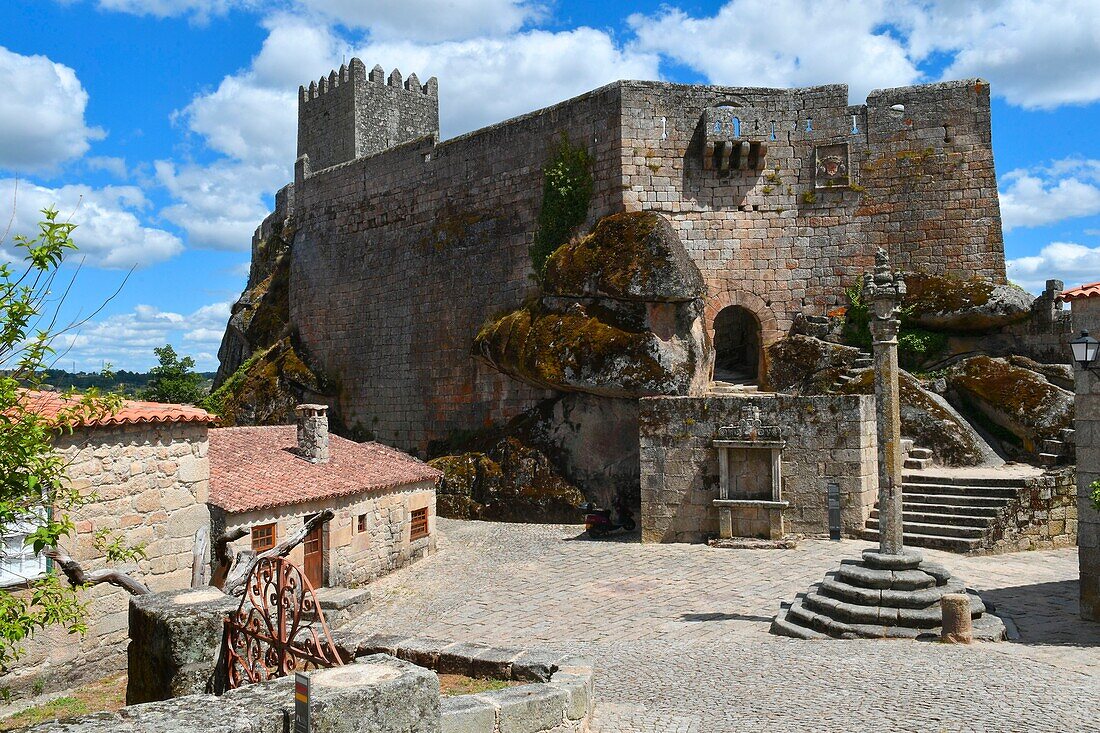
[{"xmin": 303, "ymin": 520, "xmax": 324, "ymax": 589}]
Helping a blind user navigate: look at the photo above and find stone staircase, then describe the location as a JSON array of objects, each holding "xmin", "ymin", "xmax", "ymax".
[
  {"xmin": 709, "ymin": 369, "xmax": 760, "ymax": 395},
  {"xmin": 900, "ymin": 438, "xmax": 934, "ymax": 470},
  {"xmin": 830, "ymin": 350, "xmax": 872, "ymax": 391},
  {"xmin": 1039, "ymin": 427, "xmax": 1075, "ymax": 467},
  {"xmin": 860, "ymin": 473, "xmax": 1027, "ymax": 553}
]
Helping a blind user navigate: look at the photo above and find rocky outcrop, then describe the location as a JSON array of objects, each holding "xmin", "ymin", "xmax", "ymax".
[
  {"xmin": 206, "ymin": 338, "xmax": 325, "ymax": 426},
  {"xmin": 946, "ymin": 355, "xmax": 1073, "ymax": 456},
  {"xmin": 903, "ymin": 273, "xmax": 1032, "ymax": 333},
  {"xmin": 1007, "ymin": 354, "xmax": 1074, "ymax": 391},
  {"xmin": 840, "ymin": 370, "xmax": 998, "ymax": 467},
  {"xmin": 430, "ymin": 437, "xmax": 585, "ymax": 523},
  {"xmin": 765, "ymin": 335, "xmax": 861, "ymax": 394},
  {"xmin": 474, "ymin": 212, "xmax": 711, "ymax": 398}
]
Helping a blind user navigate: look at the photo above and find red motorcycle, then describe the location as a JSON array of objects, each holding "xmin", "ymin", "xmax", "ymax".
[{"xmin": 581, "ymin": 498, "xmax": 636, "ymax": 538}]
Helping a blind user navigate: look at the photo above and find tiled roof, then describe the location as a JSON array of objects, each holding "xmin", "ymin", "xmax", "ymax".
[
  {"xmin": 18, "ymin": 390, "xmax": 217, "ymax": 427},
  {"xmin": 209, "ymin": 426, "xmax": 441, "ymax": 514},
  {"xmin": 1058, "ymin": 281, "xmax": 1100, "ymax": 302}
]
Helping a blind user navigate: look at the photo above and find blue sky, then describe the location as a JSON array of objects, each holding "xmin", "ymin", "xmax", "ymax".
[{"xmin": 2, "ymin": 0, "xmax": 1099, "ymax": 371}]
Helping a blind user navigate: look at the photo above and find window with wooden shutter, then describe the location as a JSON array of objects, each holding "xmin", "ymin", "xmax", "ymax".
[
  {"xmin": 251, "ymin": 523, "xmax": 276, "ymax": 552},
  {"xmin": 410, "ymin": 508, "xmax": 429, "ymax": 541}
]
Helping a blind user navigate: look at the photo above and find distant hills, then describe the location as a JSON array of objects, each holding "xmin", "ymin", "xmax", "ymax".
[{"xmin": 13, "ymin": 369, "xmax": 217, "ymax": 398}]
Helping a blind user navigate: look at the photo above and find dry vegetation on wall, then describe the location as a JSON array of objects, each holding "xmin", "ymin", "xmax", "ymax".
[{"xmin": 205, "ymin": 338, "xmax": 322, "ymax": 425}]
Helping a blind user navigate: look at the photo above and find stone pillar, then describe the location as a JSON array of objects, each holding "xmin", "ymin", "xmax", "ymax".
[
  {"xmin": 940, "ymin": 593, "xmax": 973, "ymax": 644},
  {"xmin": 863, "ymin": 248, "xmax": 906, "ymax": 555},
  {"xmin": 1072, "ymin": 298, "xmax": 1100, "ymax": 622}
]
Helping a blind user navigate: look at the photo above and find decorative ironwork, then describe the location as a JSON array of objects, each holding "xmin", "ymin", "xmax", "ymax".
[{"xmin": 223, "ymin": 556, "xmax": 343, "ymax": 690}]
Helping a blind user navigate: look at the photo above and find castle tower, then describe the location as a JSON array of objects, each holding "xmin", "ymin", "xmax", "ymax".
[{"xmin": 297, "ymin": 58, "xmax": 439, "ymax": 172}]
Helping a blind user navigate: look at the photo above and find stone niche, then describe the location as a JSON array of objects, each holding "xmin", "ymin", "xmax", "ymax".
[{"xmin": 713, "ymin": 406, "xmax": 788, "ymax": 539}]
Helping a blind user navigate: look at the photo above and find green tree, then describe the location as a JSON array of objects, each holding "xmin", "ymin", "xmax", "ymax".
[
  {"xmin": 141, "ymin": 344, "xmax": 204, "ymax": 404},
  {"xmin": 0, "ymin": 208, "xmax": 124, "ymax": 669}
]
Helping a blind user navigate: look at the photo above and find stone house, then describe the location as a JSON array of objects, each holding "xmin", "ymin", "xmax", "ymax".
[
  {"xmin": 208, "ymin": 405, "xmax": 439, "ymax": 589},
  {"xmin": 1059, "ymin": 282, "xmax": 1100, "ymax": 621},
  {"xmin": 1, "ymin": 392, "xmax": 215, "ymax": 696}
]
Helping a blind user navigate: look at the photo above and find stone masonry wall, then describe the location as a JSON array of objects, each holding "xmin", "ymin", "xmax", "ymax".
[
  {"xmin": 639, "ymin": 394, "xmax": 877, "ymax": 543},
  {"xmin": 290, "ymin": 83, "xmax": 624, "ymax": 452},
  {"xmin": 215, "ymin": 482, "xmax": 435, "ymax": 588},
  {"xmin": 2, "ymin": 422, "xmax": 210, "ymax": 697},
  {"xmin": 1072, "ymin": 297, "xmax": 1100, "ymax": 621},
  {"xmin": 987, "ymin": 468, "xmax": 1077, "ymax": 554},
  {"xmin": 282, "ymin": 76, "xmax": 1004, "ymax": 456}
]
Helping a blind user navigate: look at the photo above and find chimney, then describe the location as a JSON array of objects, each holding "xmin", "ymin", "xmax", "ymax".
[{"xmin": 296, "ymin": 404, "xmax": 329, "ymax": 464}]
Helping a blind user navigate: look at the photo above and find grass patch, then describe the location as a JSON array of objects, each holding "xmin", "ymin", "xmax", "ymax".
[
  {"xmin": 0, "ymin": 673, "xmax": 126, "ymax": 730},
  {"xmin": 438, "ymin": 673, "xmax": 522, "ymax": 697}
]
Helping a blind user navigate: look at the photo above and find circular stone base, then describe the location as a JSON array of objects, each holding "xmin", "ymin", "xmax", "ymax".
[{"xmin": 861, "ymin": 549, "xmax": 924, "ymax": 570}]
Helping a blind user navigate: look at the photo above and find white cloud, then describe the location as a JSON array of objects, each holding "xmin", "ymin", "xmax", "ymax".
[
  {"xmin": 155, "ymin": 159, "xmax": 288, "ymax": 250},
  {"xmin": 86, "ymin": 156, "xmax": 129, "ymax": 179},
  {"xmin": 901, "ymin": 0, "xmax": 1100, "ymax": 110},
  {"xmin": 999, "ymin": 160, "xmax": 1100, "ymax": 232},
  {"xmin": 0, "ymin": 46, "xmax": 104, "ymax": 173},
  {"xmin": 53, "ymin": 300, "xmax": 232, "ymax": 372},
  {"xmin": 357, "ymin": 29, "xmax": 659, "ymax": 137},
  {"xmin": 0, "ymin": 179, "xmax": 182, "ymax": 268},
  {"xmin": 1008, "ymin": 241, "xmax": 1100, "ymax": 293},
  {"xmin": 91, "ymin": 0, "xmax": 247, "ymax": 21},
  {"xmin": 301, "ymin": 0, "xmax": 537, "ymax": 42},
  {"xmin": 628, "ymin": 0, "xmax": 1100, "ymax": 109},
  {"xmin": 627, "ymin": 0, "xmax": 919, "ymax": 102}
]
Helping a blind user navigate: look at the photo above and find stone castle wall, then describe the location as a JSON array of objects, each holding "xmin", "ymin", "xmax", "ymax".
[
  {"xmin": 638, "ymin": 394, "xmax": 878, "ymax": 543},
  {"xmin": 1072, "ymin": 298, "xmax": 1100, "ymax": 621},
  {"xmin": 280, "ymin": 73, "xmax": 1004, "ymax": 454},
  {"xmin": 2, "ymin": 422, "xmax": 210, "ymax": 696}
]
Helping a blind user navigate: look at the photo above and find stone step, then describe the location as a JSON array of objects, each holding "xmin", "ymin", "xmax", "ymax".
[
  {"xmin": 835, "ymin": 374, "xmax": 854, "ymax": 383},
  {"xmin": 901, "ymin": 482, "xmax": 1019, "ymax": 498},
  {"xmin": 901, "ymin": 438, "xmax": 915, "ymax": 454},
  {"xmin": 871, "ymin": 509, "xmax": 994, "ymax": 528},
  {"xmin": 853, "ymin": 358, "xmax": 873, "ymax": 368},
  {"xmin": 864, "ymin": 518, "xmax": 987, "ymax": 539},
  {"xmin": 901, "ymin": 501, "xmax": 1001, "ymax": 518},
  {"xmin": 1042, "ymin": 439, "xmax": 1065, "ymax": 453},
  {"xmin": 904, "ymin": 457, "xmax": 933, "ymax": 470},
  {"xmin": 903, "ymin": 492, "xmax": 1012, "ymax": 508},
  {"xmin": 1039, "ymin": 452, "xmax": 1062, "ymax": 467},
  {"xmin": 834, "ymin": 561, "xmax": 938, "ymax": 591},
  {"xmin": 908, "ymin": 447, "xmax": 933, "ymax": 460},
  {"xmin": 859, "ymin": 528, "xmax": 984, "ymax": 553},
  {"xmin": 819, "ymin": 574, "xmax": 968, "ymax": 609},
  {"xmin": 1060, "ymin": 428, "xmax": 1076, "ymax": 441},
  {"xmin": 802, "ymin": 590, "xmax": 944, "ymax": 628},
  {"xmin": 903, "ymin": 474, "xmax": 1026, "ymax": 489}
]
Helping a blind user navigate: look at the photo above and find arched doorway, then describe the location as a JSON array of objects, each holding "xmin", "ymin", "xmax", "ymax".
[{"xmin": 713, "ymin": 305, "xmax": 761, "ymax": 381}]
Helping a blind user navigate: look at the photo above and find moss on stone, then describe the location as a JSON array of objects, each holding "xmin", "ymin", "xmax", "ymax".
[
  {"xmin": 904, "ymin": 272, "xmax": 995, "ymax": 314},
  {"xmin": 764, "ymin": 334, "xmax": 860, "ymax": 394},
  {"xmin": 204, "ymin": 337, "xmax": 322, "ymax": 426},
  {"xmin": 543, "ymin": 211, "xmax": 704, "ymax": 302},
  {"xmin": 473, "ymin": 302, "xmax": 674, "ymax": 396}
]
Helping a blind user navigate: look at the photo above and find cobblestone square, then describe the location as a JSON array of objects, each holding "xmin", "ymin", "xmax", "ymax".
[{"xmin": 350, "ymin": 519, "xmax": 1100, "ymax": 732}]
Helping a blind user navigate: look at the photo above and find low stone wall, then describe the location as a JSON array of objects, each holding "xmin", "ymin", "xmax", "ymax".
[
  {"xmin": 121, "ymin": 589, "xmax": 593, "ymax": 733},
  {"xmin": 640, "ymin": 394, "xmax": 877, "ymax": 543},
  {"xmin": 987, "ymin": 467, "xmax": 1077, "ymax": 554}
]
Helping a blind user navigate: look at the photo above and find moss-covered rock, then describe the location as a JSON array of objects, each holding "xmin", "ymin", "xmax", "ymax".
[
  {"xmin": 473, "ymin": 300, "xmax": 708, "ymax": 398},
  {"xmin": 946, "ymin": 355, "xmax": 1073, "ymax": 455},
  {"xmin": 903, "ymin": 273, "xmax": 1032, "ymax": 333},
  {"xmin": 764, "ymin": 335, "xmax": 861, "ymax": 394},
  {"xmin": 429, "ymin": 437, "xmax": 585, "ymax": 523},
  {"xmin": 1007, "ymin": 354, "xmax": 1074, "ymax": 391},
  {"xmin": 839, "ymin": 370, "xmax": 995, "ymax": 467},
  {"xmin": 543, "ymin": 211, "xmax": 705, "ymax": 302},
  {"xmin": 205, "ymin": 338, "xmax": 323, "ymax": 426}
]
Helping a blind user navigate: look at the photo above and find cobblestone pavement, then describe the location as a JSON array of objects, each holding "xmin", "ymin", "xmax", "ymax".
[{"xmin": 348, "ymin": 519, "xmax": 1100, "ymax": 732}]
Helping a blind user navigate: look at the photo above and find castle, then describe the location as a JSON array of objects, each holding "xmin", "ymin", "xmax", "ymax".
[{"xmin": 217, "ymin": 59, "xmax": 1004, "ymax": 452}]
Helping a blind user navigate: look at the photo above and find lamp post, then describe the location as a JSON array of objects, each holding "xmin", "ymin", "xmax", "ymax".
[
  {"xmin": 863, "ymin": 248, "xmax": 906, "ymax": 556},
  {"xmin": 1070, "ymin": 330, "xmax": 1100, "ymax": 371}
]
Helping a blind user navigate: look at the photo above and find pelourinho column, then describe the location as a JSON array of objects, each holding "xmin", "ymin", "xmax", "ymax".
[{"xmin": 863, "ymin": 248, "xmax": 905, "ymax": 555}]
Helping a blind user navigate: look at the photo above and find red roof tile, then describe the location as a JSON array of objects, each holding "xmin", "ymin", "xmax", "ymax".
[
  {"xmin": 18, "ymin": 390, "xmax": 217, "ymax": 427},
  {"xmin": 208, "ymin": 426, "xmax": 441, "ymax": 514},
  {"xmin": 1059, "ymin": 282, "xmax": 1100, "ymax": 302}
]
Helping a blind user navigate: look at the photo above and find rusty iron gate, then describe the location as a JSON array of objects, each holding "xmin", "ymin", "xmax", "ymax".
[{"xmin": 223, "ymin": 556, "xmax": 343, "ymax": 689}]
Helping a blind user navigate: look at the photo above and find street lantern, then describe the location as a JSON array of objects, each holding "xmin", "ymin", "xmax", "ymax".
[{"xmin": 1070, "ymin": 330, "xmax": 1100, "ymax": 370}]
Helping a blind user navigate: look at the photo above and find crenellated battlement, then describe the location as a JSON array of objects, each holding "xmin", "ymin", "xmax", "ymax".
[
  {"xmin": 296, "ymin": 57, "xmax": 440, "ymax": 172},
  {"xmin": 299, "ymin": 58, "xmax": 438, "ymax": 105}
]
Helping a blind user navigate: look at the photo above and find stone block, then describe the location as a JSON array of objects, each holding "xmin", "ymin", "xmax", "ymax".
[
  {"xmin": 306, "ymin": 656, "xmax": 442, "ymax": 733},
  {"xmin": 442, "ymin": 695, "xmax": 498, "ymax": 733},
  {"xmin": 126, "ymin": 587, "xmax": 238, "ymax": 705},
  {"xmin": 483, "ymin": 684, "xmax": 569, "ymax": 733}
]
